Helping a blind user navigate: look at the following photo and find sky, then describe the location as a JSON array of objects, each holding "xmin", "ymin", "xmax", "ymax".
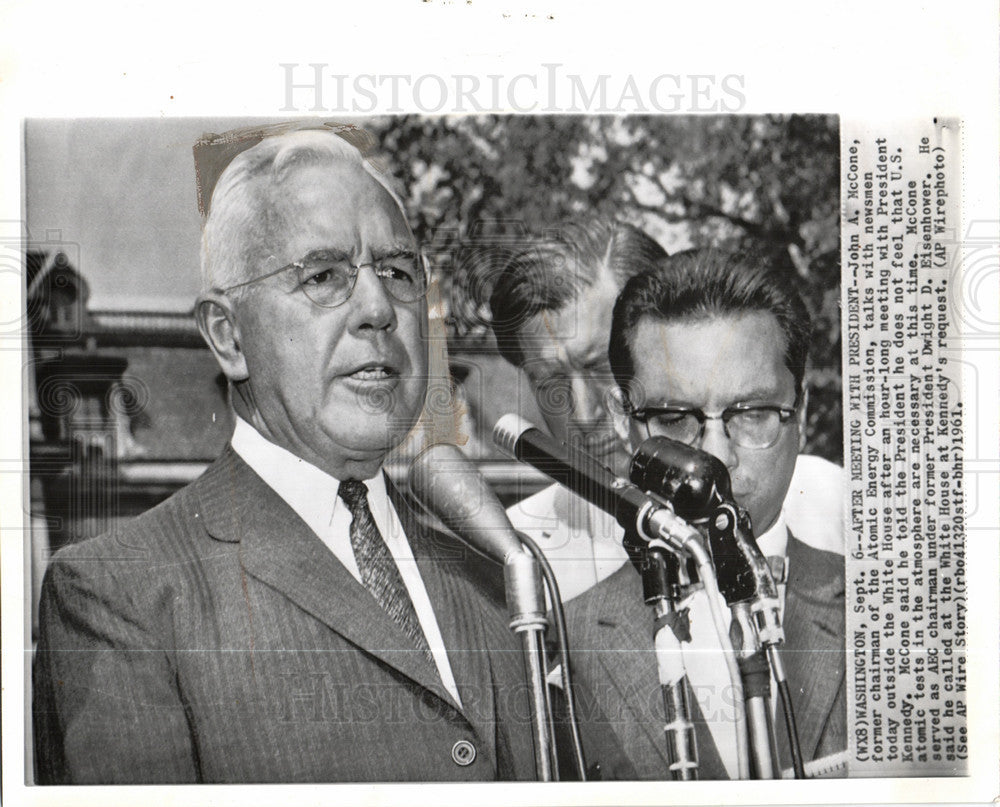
[
  {"xmin": 23, "ymin": 115, "xmax": 701, "ymax": 314},
  {"xmin": 25, "ymin": 117, "xmax": 266, "ymax": 312}
]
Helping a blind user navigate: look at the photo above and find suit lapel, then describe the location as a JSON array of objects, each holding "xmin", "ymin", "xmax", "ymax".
[
  {"xmin": 195, "ymin": 448, "xmax": 459, "ymax": 711},
  {"xmin": 778, "ymin": 533, "xmax": 846, "ymax": 767},
  {"xmin": 589, "ymin": 573, "xmax": 671, "ymax": 771}
]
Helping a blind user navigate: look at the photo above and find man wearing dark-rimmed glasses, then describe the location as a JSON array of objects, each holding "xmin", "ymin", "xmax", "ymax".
[
  {"xmin": 567, "ymin": 248, "xmax": 846, "ymax": 779},
  {"xmin": 32, "ymin": 129, "xmax": 535, "ymax": 783}
]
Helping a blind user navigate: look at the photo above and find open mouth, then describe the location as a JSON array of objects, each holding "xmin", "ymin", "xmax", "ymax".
[{"xmin": 348, "ymin": 364, "xmax": 399, "ymax": 381}]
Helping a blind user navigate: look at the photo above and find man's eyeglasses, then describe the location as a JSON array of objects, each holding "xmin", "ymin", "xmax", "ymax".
[
  {"xmin": 222, "ymin": 248, "xmax": 428, "ymax": 307},
  {"xmin": 628, "ymin": 402, "xmax": 799, "ymax": 449}
]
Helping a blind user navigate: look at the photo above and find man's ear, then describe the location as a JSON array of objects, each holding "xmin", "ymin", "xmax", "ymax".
[
  {"xmin": 797, "ymin": 386, "xmax": 809, "ymax": 453},
  {"xmin": 195, "ymin": 291, "xmax": 249, "ymax": 382}
]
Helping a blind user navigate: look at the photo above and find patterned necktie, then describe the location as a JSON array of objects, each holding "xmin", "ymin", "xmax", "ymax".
[{"xmin": 337, "ymin": 480, "xmax": 435, "ymax": 667}]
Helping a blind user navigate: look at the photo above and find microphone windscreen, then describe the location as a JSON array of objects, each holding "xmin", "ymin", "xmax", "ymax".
[
  {"xmin": 408, "ymin": 442, "xmax": 523, "ymax": 564},
  {"xmin": 629, "ymin": 436, "xmax": 734, "ymax": 520},
  {"xmin": 492, "ymin": 413, "xmax": 534, "ymax": 460}
]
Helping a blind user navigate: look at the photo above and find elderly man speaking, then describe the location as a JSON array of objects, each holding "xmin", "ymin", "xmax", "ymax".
[{"xmin": 32, "ymin": 130, "xmax": 535, "ymax": 783}]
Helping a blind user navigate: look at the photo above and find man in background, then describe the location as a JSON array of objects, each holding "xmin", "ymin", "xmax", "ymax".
[
  {"xmin": 33, "ymin": 129, "xmax": 535, "ymax": 783},
  {"xmin": 487, "ymin": 219, "xmax": 842, "ymax": 602},
  {"xmin": 563, "ymin": 248, "xmax": 846, "ymax": 779}
]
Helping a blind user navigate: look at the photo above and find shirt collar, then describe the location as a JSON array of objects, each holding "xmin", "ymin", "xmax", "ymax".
[
  {"xmin": 756, "ymin": 509, "xmax": 789, "ymax": 560},
  {"xmin": 230, "ymin": 416, "xmax": 392, "ymax": 540}
]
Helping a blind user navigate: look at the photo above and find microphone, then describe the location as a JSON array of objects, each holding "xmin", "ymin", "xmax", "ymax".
[
  {"xmin": 495, "ymin": 416, "xmax": 755, "ymax": 777},
  {"xmin": 408, "ymin": 443, "xmax": 558, "ymax": 780},
  {"xmin": 631, "ymin": 436, "xmax": 784, "ymax": 647},
  {"xmin": 408, "ymin": 442, "xmax": 546, "ymax": 622},
  {"xmin": 628, "ymin": 443, "xmax": 791, "ymax": 772},
  {"xmin": 629, "ymin": 435, "xmax": 734, "ymax": 521},
  {"xmin": 492, "ymin": 414, "xmax": 702, "ymax": 556},
  {"xmin": 408, "ymin": 442, "xmax": 523, "ymax": 564}
]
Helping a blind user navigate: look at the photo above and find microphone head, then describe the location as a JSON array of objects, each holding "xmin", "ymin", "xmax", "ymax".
[
  {"xmin": 492, "ymin": 413, "xmax": 535, "ymax": 459},
  {"xmin": 629, "ymin": 435, "xmax": 734, "ymax": 520},
  {"xmin": 408, "ymin": 442, "xmax": 523, "ymax": 563}
]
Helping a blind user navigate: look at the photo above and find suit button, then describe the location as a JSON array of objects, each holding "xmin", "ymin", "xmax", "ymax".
[{"xmin": 451, "ymin": 739, "xmax": 476, "ymax": 766}]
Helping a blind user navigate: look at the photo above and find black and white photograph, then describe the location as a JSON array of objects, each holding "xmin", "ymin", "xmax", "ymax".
[{"xmin": 18, "ymin": 114, "xmax": 869, "ymax": 782}]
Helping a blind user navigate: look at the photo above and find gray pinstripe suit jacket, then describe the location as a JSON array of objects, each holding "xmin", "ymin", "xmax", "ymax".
[{"xmin": 33, "ymin": 447, "xmax": 535, "ymax": 783}]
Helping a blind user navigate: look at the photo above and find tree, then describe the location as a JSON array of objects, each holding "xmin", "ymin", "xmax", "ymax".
[{"xmin": 366, "ymin": 114, "xmax": 842, "ymax": 460}]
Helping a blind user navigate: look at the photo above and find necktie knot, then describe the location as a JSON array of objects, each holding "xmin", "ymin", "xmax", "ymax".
[{"xmin": 337, "ymin": 479, "xmax": 369, "ymax": 511}]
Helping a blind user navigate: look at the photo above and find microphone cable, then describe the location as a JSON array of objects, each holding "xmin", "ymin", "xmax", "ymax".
[
  {"xmin": 768, "ymin": 644, "xmax": 806, "ymax": 778},
  {"xmin": 515, "ymin": 529, "xmax": 588, "ymax": 781}
]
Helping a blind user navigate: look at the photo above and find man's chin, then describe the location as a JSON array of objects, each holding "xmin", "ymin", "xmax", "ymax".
[
  {"xmin": 743, "ymin": 505, "xmax": 781, "ymax": 537},
  {"xmin": 608, "ymin": 444, "xmax": 634, "ymax": 476},
  {"xmin": 327, "ymin": 414, "xmax": 421, "ymax": 455}
]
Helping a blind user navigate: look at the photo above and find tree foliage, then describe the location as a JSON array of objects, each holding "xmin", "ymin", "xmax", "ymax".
[{"xmin": 366, "ymin": 115, "xmax": 842, "ymax": 461}]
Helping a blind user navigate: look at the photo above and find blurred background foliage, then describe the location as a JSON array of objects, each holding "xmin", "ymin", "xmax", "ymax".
[{"xmin": 365, "ymin": 114, "xmax": 841, "ymax": 462}]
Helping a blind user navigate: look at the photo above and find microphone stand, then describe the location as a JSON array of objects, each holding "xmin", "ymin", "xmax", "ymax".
[
  {"xmin": 489, "ymin": 420, "xmax": 790, "ymax": 779},
  {"xmin": 406, "ymin": 440, "xmax": 582, "ymax": 780},
  {"xmin": 626, "ymin": 435, "xmax": 805, "ymax": 779},
  {"xmin": 641, "ymin": 545, "xmax": 699, "ymax": 779},
  {"xmin": 504, "ymin": 548, "xmax": 558, "ymax": 781},
  {"xmin": 729, "ymin": 601, "xmax": 780, "ymax": 778},
  {"xmin": 706, "ymin": 502, "xmax": 783, "ymax": 779}
]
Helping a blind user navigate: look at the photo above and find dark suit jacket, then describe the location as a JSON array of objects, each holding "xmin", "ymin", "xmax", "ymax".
[
  {"xmin": 564, "ymin": 534, "xmax": 846, "ymax": 780},
  {"xmin": 33, "ymin": 447, "xmax": 535, "ymax": 783}
]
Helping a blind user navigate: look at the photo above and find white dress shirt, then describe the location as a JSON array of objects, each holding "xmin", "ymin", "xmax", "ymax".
[{"xmin": 231, "ymin": 417, "xmax": 463, "ymax": 707}]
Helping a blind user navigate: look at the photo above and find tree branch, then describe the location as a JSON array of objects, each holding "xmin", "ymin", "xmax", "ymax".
[{"xmin": 679, "ymin": 195, "xmax": 768, "ymax": 238}]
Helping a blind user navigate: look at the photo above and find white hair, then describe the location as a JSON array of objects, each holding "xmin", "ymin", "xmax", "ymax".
[{"xmin": 200, "ymin": 129, "xmax": 408, "ymax": 293}]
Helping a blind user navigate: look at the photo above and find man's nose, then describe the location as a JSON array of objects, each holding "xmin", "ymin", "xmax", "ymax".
[
  {"xmin": 697, "ymin": 417, "xmax": 738, "ymax": 471},
  {"xmin": 570, "ymin": 375, "xmax": 607, "ymax": 427},
  {"xmin": 349, "ymin": 265, "xmax": 397, "ymax": 333}
]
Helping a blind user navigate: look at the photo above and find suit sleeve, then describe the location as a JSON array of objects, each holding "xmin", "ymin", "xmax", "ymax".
[{"xmin": 33, "ymin": 553, "xmax": 199, "ymax": 783}]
